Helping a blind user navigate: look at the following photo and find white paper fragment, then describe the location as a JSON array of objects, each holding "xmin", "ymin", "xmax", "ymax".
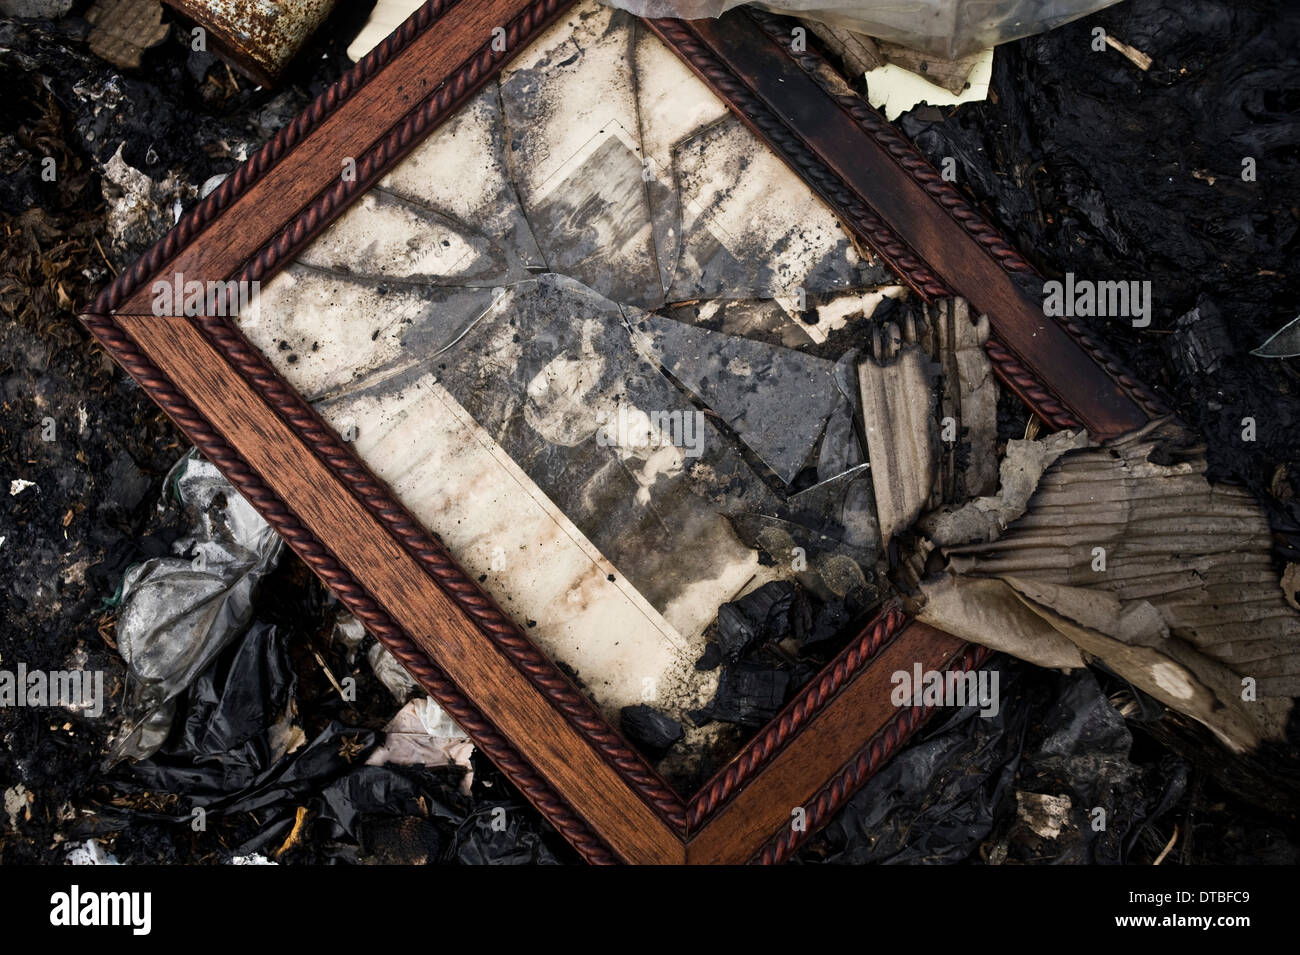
[
  {"xmin": 66, "ymin": 840, "xmax": 120, "ymax": 865},
  {"xmin": 865, "ymin": 49, "xmax": 993, "ymax": 121},
  {"xmin": 1016, "ymin": 792, "xmax": 1072, "ymax": 840},
  {"xmin": 366, "ymin": 697, "xmax": 476, "ymax": 794},
  {"xmin": 346, "ymin": 0, "xmax": 425, "ymax": 61},
  {"xmin": 3, "ymin": 785, "xmax": 28, "ymax": 830},
  {"xmin": 331, "ymin": 611, "xmax": 366, "ymax": 663},
  {"xmin": 368, "ymin": 642, "xmax": 421, "ymax": 704}
]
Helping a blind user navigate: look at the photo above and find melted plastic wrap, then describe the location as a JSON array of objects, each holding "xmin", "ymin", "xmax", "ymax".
[
  {"xmin": 109, "ymin": 453, "xmax": 284, "ymax": 761},
  {"xmin": 598, "ymin": 0, "xmax": 1123, "ymax": 59}
]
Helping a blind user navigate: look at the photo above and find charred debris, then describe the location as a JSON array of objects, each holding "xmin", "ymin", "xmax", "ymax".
[{"xmin": 1, "ymin": 0, "xmax": 1298, "ymax": 864}]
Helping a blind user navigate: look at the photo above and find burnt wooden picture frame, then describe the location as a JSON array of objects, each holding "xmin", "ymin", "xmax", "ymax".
[{"xmin": 80, "ymin": 0, "xmax": 1166, "ymax": 864}]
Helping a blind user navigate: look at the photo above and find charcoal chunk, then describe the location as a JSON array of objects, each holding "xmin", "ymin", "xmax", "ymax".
[
  {"xmin": 696, "ymin": 662, "xmax": 791, "ymax": 727},
  {"xmin": 620, "ymin": 704, "xmax": 684, "ymax": 756},
  {"xmin": 694, "ymin": 641, "xmax": 723, "ymax": 671},
  {"xmin": 715, "ymin": 580, "xmax": 797, "ymax": 661},
  {"xmin": 794, "ymin": 587, "xmax": 874, "ymax": 649},
  {"xmin": 1170, "ymin": 296, "xmax": 1233, "ymax": 378}
]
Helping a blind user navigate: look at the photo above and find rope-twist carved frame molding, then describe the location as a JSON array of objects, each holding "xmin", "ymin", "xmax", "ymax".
[{"xmin": 80, "ymin": 0, "xmax": 1157, "ymax": 863}]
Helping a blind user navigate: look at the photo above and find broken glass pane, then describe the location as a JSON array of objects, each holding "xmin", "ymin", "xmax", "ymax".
[{"xmin": 237, "ymin": 1, "xmax": 981, "ymax": 776}]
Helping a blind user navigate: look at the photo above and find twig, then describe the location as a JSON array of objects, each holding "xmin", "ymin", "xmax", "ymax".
[
  {"xmin": 274, "ymin": 806, "xmax": 309, "ymax": 859},
  {"xmin": 1105, "ymin": 34, "xmax": 1153, "ymax": 71},
  {"xmin": 311, "ymin": 646, "xmax": 347, "ymax": 701},
  {"xmin": 728, "ymin": 573, "xmax": 758, "ymax": 602},
  {"xmin": 94, "ymin": 237, "xmax": 118, "ymax": 277},
  {"xmin": 1153, "ymin": 823, "xmax": 1179, "ymax": 865},
  {"xmin": 1024, "ymin": 414, "xmax": 1041, "ymax": 441}
]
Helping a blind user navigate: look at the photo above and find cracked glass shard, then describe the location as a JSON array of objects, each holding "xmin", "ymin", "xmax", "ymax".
[
  {"xmin": 818, "ymin": 349, "xmax": 866, "ymax": 482},
  {"xmin": 236, "ymin": 0, "xmax": 922, "ymax": 756},
  {"xmin": 666, "ymin": 299, "xmax": 820, "ymax": 350},
  {"xmin": 663, "ymin": 115, "xmax": 893, "ymax": 306},
  {"xmin": 252, "ymin": 268, "xmax": 501, "ymax": 398},
  {"xmin": 787, "ymin": 463, "xmax": 878, "ymax": 560},
  {"xmin": 730, "ymin": 469, "xmax": 880, "ymax": 605},
  {"xmin": 377, "ymin": 85, "xmax": 546, "ymax": 272},
  {"xmin": 297, "ymin": 187, "xmax": 538, "ymax": 286},
  {"xmin": 498, "ymin": 11, "xmax": 663, "ymax": 308},
  {"xmin": 630, "ymin": 313, "xmax": 842, "ymax": 485}
]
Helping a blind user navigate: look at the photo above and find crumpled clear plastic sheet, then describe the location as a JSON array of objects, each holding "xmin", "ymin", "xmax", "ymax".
[
  {"xmin": 598, "ymin": 0, "xmax": 1122, "ymax": 59},
  {"xmin": 109, "ymin": 452, "xmax": 284, "ymax": 762}
]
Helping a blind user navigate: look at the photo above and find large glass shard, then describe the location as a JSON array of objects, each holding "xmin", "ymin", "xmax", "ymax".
[{"xmin": 630, "ymin": 314, "xmax": 842, "ymax": 484}]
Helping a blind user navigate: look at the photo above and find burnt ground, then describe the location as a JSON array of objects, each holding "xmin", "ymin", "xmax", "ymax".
[{"xmin": 1, "ymin": 0, "xmax": 1297, "ymax": 864}]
